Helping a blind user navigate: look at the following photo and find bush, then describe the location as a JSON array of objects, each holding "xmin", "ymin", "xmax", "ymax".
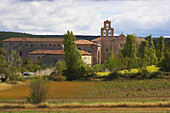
[
  {"xmin": 55, "ymin": 60, "xmax": 66, "ymax": 75},
  {"xmin": 106, "ymin": 69, "xmax": 160, "ymax": 80},
  {"xmin": 48, "ymin": 72, "xmax": 66, "ymax": 81},
  {"xmin": 106, "ymin": 71, "xmax": 123, "ymax": 80},
  {"xmin": 26, "ymin": 77, "xmax": 49, "ymax": 104},
  {"xmin": 8, "ymin": 73, "xmax": 25, "ymax": 81}
]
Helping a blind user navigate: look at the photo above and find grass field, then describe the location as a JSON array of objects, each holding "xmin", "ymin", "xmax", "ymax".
[
  {"xmin": 0, "ymin": 78, "xmax": 170, "ymax": 112},
  {"xmin": 0, "ymin": 65, "xmax": 169, "ymax": 112},
  {"xmin": 0, "ymin": 79, "xmax": 169, "ymax": 99},
  {"xmin": 0, "ymin": 100, "xmax": 170, "ymax": 112}
]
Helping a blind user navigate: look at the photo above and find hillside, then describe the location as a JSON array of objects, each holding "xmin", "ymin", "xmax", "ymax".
[
  {"xmin": 0, "ymin": 31, "xmax": 170, "ymax": 47},
  {"xmin": 0, "ymin": 31, "xmax": 99, "ymax": 41}
]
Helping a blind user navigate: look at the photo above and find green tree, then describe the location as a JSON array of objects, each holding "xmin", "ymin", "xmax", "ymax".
[
  {"xmin": 121, "ymin": 34, "xmax": 136, "ymax": 58},
  {"xmin": 138, "ymin": 41, "xmax": 149, "ymax": 70},
  {"xmin": 63, "ymin": 31, "xmax": 86, "ymax": 80},
  {"xmin": 157, "ymin": 48, "xmax": 170, "ymax": 72},
  {"xmin": 0, "ymin": 49, "xmax": 22, "ymax": 82},
  {"xmin": 146, "ymin": 35, "xmax": 157, "ymax": 65},
  {"xmin": 121, "ymin": 34, "xmax": 136, "ymax": 70},
  {"xmin": 156, "ymin": 36, "xmax": 164, "ymax": 62},
  {"xmin": 104, "ymin": 51, "xmax": 116, "ymax": 71},
  {"xmin": 55, "ymin": 60, "xmax": 66, "ymax": 75},
  {"xmin": 138, "ymin": 41, "xmax": 148, "ymax": 59}
]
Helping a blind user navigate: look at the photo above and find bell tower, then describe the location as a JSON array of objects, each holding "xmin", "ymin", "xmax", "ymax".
[
  {"xmin": 101, "ymin": 20, "xmax": 114, "ymax": 63},
  {"xmin": 101, "ymin": 20, "xmax": 114, "ymax": 37}
]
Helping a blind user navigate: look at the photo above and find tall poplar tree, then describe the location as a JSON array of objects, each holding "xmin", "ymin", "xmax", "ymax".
[
  {"xmin": 63, "ymin": 31, "xmax": 86, "ymax": 80},
  {"xmin": 146, "ymin": 35, "xmax": 157, "ymax": 65},
  {"xmin": 138, "ymin": 40, "xmax": 148, "ymax": 59},
  {"xmin": 121, "ymin": 34, "xmax": 136, "ymax": 69},
  {"xmin": 156, "ymin": 36, "xmax": 164, "ymax": 62},
  {"xmin": 121, "ymin": 34, "xmax": 136, "ymax": 58},
  {"xmin": 138, "ymin": 40, "xmax": 148, "ymax": 70},
  {"xmin": 157, "ymin": 48, "xmax": 170, "ymax": 72}
]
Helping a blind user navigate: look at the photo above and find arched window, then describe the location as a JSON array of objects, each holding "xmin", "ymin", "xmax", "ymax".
[
  {"xmin": 103, "ymin": 30, "xmax": 106, "ymax": 36},
  {"xmin": 109, "ymin": 30, "xmax": 111, "ymax": 36},
  {"xmin": 106, "ymin": 24, "xmax": 109, "ymax": 29}
]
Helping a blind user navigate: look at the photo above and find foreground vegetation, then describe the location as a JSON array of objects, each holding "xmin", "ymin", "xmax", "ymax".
[
  {"xmin": 0, "ymin": 96, "xmax": 170, "ymax": 112},
  {"xmin": 0, "ymin": 79, "xmax": 169, "ymax": 99}
]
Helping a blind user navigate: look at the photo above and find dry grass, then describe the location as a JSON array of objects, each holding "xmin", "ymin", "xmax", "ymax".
[
  {"xmin": 0, "ymin": 101, "xmax": 170, "ymax": 110},
  {"xmin": 0, "ymin": 83, "xmax": 13, "ymax": 91},
  {"xmin": 0, "ymin": 81, "xmax": 26, "ymax": 91},
  {"xmin": 0, "ymin": 79, "xmax": 169, "ymax": 99}
]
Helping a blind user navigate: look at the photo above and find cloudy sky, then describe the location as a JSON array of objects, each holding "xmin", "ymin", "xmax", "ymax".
[{"xmin": 0, "ymin": 0, "xmax": 170, "ymax": 37}]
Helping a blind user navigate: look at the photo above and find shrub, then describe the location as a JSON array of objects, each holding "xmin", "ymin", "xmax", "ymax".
[
  {"xmin": 106, "ymin": 71, "xmax": 123, "ymax": 80},
  {"xmin": 26, "ymin": 77, "xmax": 49, "ymax": 104},
  {"xmin": 55, "ymin": 60, "xmax": 66, "ymax": 75},
  {"xmin": 48, "ymin": 72, "xmax": 66, "ymax": 81},
  {"xmin": 106, "ymin": 69, "xmax": 160, "ymax": 80},
  {"xmin": 8, "ymin": 73, "xmax": 25, "ymax": 81}
]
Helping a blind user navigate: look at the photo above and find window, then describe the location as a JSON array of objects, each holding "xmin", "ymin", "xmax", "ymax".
[
  {"xmin": 78, "ymin": 47, "xmax": 81, "ymax": 50},
  {"xmin": 58, "ymin": 44, "xmax": 60, "ymax": 47},
  {"xmin": 20, "ymin": 43, "xmax": 22, "ymax": 45},
  {"xmin": 26, "ymin": 44, "xmax": 28, "ymax": 46},
  {"xmin": 31, "ymin": 44, "xmax": 33, "ymax": 48},
  {"xmin": 45, "ymin": 44, "xmax": 47, "ymax": 47},
  {"xmin": 109, "ymin": 30, "xmax": 111, "ymax": 36},
  {"xmin": 49, "ymin": 44, "xmax": 52, "ymax": 46},
  {"xmin": 106, "ymin": 48, "xmax": 108, "ymax": 52},
  {"xmin": 38, "ymin": 56, "xmax": 40, "ymax": 59},
  {"xmin": 19, "ymin": 51, "xmax": 22, "ymax": 56},
  {"xmin": 103, "ymin": 30, "xmax": 106, "ymax": 36},
  {"xmin": 106, "ymin": 24, "xmax": 109, "ymax": 29},
  {"xmin": 41, "ymin": 44, "xmax": 43, "ymax": 47},
  {"xmin": 54, "ymin": 44, "xmax": 56, "ymax": 47}
]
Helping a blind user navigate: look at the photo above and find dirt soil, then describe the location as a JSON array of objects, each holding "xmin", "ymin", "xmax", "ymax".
[{"xmin": 1, "ymin": 107, "xmax": 170, "ymax": 112}]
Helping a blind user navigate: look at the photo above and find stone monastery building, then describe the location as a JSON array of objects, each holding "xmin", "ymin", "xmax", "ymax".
[{"xmin": 2, "ymin": 20, "xmax": 143, "ymax": 66}]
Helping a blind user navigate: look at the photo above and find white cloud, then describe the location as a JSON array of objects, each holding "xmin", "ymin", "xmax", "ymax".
[
  {"xmin": 0, "ymin": 0, "xmax": 169, "ymax": 36},
  {"xmin": 110, "ymin": 0, "xmax": 170, "ymax": 36}
]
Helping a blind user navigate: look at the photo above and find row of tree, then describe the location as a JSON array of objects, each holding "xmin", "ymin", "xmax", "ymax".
[
  {"xmin": 0, "ymin": 31, "xmax": 169, "ymax": 82},
  {"xmin": 61, "ymin": 31, "xmax": 169, "ymax": 81},
  {"xmin": 104, "ymin": 35, "xmax": 169, "ymax": 72}
]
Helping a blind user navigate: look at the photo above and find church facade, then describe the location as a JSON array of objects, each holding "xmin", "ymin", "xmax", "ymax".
[
  {"xmin": 2, "ymin": 20, "xmax": 143, "ymax": 66},
  {"xmin": 92, "ymin": 20, "xmax": 144, "ymax": 63}
]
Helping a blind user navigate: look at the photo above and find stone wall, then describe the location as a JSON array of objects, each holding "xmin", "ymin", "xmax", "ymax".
[{"xmin": 76, "ymin": 44, "xmax": 101, "ymax": 65}]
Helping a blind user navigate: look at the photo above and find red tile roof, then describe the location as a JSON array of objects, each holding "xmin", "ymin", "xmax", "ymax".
[
  {"xmin": 75, "ymin": 39, "xmax": 93, "ymax": 45},
  {"xmin": 2, "ymin": 37, "xmax": 63, "ymax": 42},
  {"xmin": 28, "ymin": 50, "xmax": 91, "ymax": 55},
  {"xmin": 91, "ymin": 37, "xmax": 101, "ymax": 42}
]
